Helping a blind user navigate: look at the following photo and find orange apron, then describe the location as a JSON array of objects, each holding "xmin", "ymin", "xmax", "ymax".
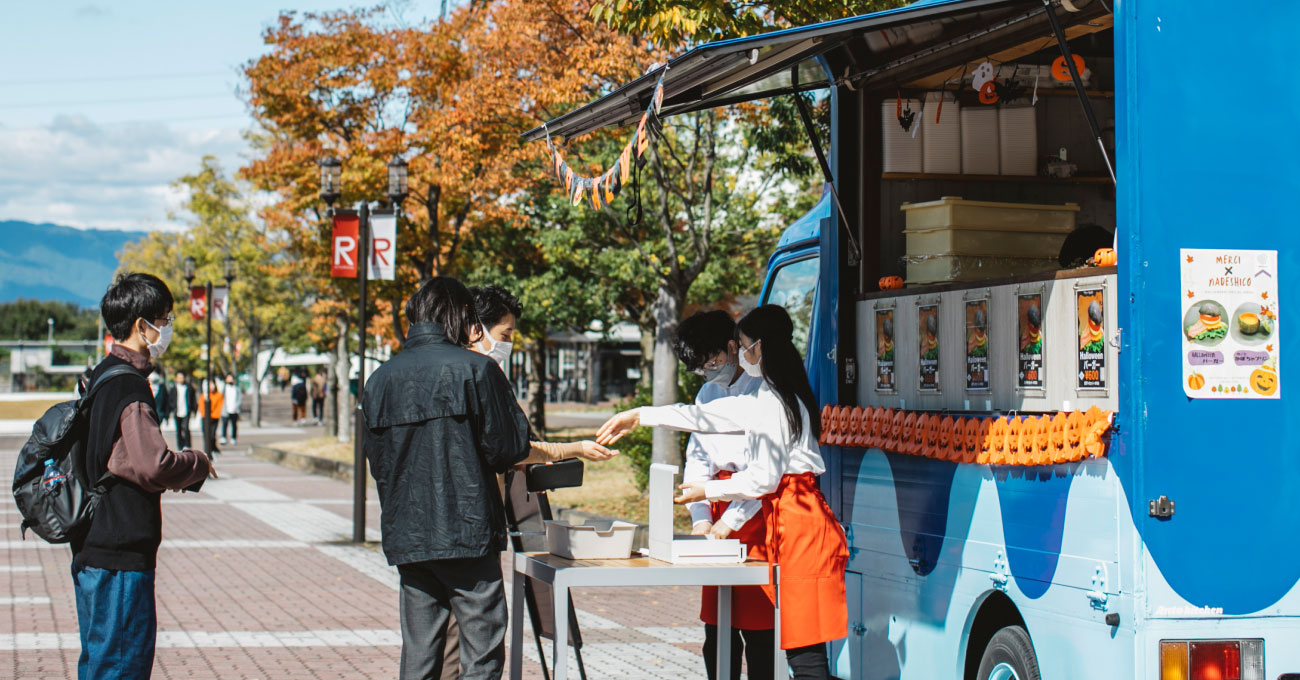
[
  {"xmin": 763, "ymin": 473, "xmax": 849, "ymax": 649},
  {"xmin": 700, "ymin": 470, "xmax": 775, "ymax": 630}
]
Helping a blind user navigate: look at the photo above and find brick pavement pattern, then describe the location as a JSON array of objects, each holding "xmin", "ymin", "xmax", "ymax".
[{"xmin": 0, "ymin": 447, "xmax": 720, "ymax": 680}]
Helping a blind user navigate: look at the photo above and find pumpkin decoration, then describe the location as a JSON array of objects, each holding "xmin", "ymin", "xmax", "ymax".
[
  {"xmin": 977, "ymin": 80, "xmax": 999, "ymax": 105},
  {"xmin": 963, "ymin": 418, "xmax": 981, "ymax": 464},
  {"xmin": 1187, "ymin": 372, "xmax": 1206, "ymax": 390},
  {"xmin": 879, "ymin": 276, "xmax": 905, "ymax": 290},
  {"xmin": 1051, "ymin": 54, "xmax": 1086, "ymax": 82},
  {"xmin": 1094, "ymin": 248, "xmax": 1117, "ymax": 266},
  {"xmin": 1034, "ymin": 415, "xmax": 1053, "ymax": 465}
]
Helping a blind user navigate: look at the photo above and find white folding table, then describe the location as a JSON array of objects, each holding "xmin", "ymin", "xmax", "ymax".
[{"xmin": 509, "ymin": 552, "xmax": 784, "ymax": 680}]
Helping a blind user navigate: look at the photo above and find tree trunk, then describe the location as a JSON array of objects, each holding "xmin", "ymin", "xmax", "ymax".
[
  {"xmin": 638, "ymin": 329, "xmax": 654, "ymax": 390},
  {"xmin": 526, "ymin": 338, "xmax": 547, "ymax": 435},
  {"xmin": 334, "ymin": 316, "xmax": 352, "ymax": 443},
  {"xmin": 651, "ymin": 285, "xmax": 681, "ymax": 467},
  {"xmin": 250, "ymin": 334, "xmax": 263, "ymax": 427}
]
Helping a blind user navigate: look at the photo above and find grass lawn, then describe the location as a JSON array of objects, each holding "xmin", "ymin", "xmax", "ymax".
[
  {"xmin": 266, "ymin": 436, "xmax": 353, "ymax": 463},
  {"xmin": 264, "ymin": 437, "xmax": 694, "ymax": 531},
  {"xmin": 0, "ymin": 400, "xmax": 63, "ymax": 420}
]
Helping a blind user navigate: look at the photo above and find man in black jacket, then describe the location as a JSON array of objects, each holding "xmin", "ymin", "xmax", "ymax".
[
  {"xmin": 76, "ymin": 273, "xmax": 213, "ymax": 678},
  {"xmin": 362, "ymin": 276, "xmax": 531, "ymax": 680}
]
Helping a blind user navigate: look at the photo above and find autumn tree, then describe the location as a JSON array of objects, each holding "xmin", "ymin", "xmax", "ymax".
[
  {"xmin": 118, "ymin": 156, "xmax": 307, "ymax": 425},
  {"xmin": 239, "ymin": 1, "xmax": 650, "ymax": 436},
  {"xmin": 591, "ymin": 0, "xmax": 905, "ymax": 47}
]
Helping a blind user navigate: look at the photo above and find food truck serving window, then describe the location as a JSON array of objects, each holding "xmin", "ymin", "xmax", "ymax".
[{"xmin": 763, "ymin": 256, "xmax": 820, "ymax": 357}]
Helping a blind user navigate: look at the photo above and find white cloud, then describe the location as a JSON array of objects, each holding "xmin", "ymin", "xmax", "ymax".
[{"xmin": 0, "ymin": 114, "xmax": 248, "ymax": 231}]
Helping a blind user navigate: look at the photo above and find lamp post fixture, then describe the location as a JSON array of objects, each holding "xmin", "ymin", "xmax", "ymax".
[
  {"xmin": 319, "ymin": 154, "xmax": 407, "ymax": 543},
  {"xmin": 184, "ymin": 253, "xmax": 235, "ymax": 455}
]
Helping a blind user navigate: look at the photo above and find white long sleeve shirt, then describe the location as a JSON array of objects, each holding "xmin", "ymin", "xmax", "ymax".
[
  {"xmin": 640, "ymin": 381, "xmax": 825, "ymax": 503},
  {"xmin": 221, "ymin": 383, "xmax": 242, "ymax": 415},
  {"xmin": 682, "ymin": 372, "xmax": 765, "ymax": 531}
]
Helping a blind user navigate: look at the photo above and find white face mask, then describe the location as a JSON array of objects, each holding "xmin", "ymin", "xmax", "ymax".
[
  {"xmin": 738, "ymin": 340, "xmax": 763, "ymax": 378},
  {"xmin": 701, "ymin": 362, "xmax": 737, "ymax": 385},
  {"xmin": 142, "ymin": 319, "xmax": 173, "ymax": 359},
  {"xmin": 479, "ymin": 325, "xmax": 513, "ymax": 371}
]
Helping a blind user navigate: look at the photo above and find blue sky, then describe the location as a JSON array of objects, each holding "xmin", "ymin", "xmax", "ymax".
[{"xmin": 0, "ymin": 1, "xmax": 446, "ymax": 232}]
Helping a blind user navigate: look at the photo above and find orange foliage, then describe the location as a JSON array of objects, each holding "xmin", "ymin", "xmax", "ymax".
[{"xmin": 238, "ymin": 2, "xmax": 651, "ymax": 346}]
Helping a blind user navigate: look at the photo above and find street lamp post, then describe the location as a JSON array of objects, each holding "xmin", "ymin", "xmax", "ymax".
[
  {"xmin": 319, "ymin": 154, "xmax": 407, "ymax": 543},
  {"xmin": 185, "ymin": 254, "xmax": 236, "ymax": 454}
]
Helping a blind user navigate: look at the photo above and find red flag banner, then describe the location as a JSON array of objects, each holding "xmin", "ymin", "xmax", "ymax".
[
  {"xmin": 331, "ymin": 212, "xmax": 360, "ymax": 278},
  {"xmin": 189, "ymin": 287, "xmax": 207, "ymax": 321}
]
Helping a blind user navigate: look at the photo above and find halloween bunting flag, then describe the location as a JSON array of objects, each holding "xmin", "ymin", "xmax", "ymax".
[{"xmin": 544, "ymin": 70, "xmax": 666, "ymax": 211}]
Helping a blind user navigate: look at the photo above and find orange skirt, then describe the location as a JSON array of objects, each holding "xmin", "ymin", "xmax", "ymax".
[
  {"xmin": 700, "ymin": 471, "xmax": 775, "ymax": 630},
  {"xmin": 763, "ymin": 473, "xmax": 849, "ymax": 649}
]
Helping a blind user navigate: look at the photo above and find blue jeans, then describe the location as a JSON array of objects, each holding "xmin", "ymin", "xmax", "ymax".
[{"xmin": 72, "ymin": 564, "xmax": 156, "ymax": 679}]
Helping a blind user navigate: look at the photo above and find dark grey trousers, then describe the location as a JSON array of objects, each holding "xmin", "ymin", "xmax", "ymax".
[{"xmin": 398, "ymin": 554, "xmax": 506, "ymax": 680}]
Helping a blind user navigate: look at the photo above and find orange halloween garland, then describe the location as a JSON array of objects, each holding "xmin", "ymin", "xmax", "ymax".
[
  {"xmin": 818, "ymin": 404, "xmax": 1114, "ymax": 466},
  {"xmin": 544, "ymin": 71, "xmax": 666, "ymax": 211}
]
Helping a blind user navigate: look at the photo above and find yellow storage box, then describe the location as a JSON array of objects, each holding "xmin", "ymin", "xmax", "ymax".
[{"xmin": 901, "ymin": 197, "xmax": 1080, "ymax": 283}]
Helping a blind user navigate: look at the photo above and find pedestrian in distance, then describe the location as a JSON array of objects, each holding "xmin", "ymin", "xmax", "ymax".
[
  {"xmin": 362, "ymin": 276, "xmax": 534, "ymax": 680},
  {"xmin": 672, "ymin": 310, "xmax": 774, "ymax": 680},
  {"xmin": 219, "ymin": 374, "xmax": 241, "ymax": 446},
  {"xmin": 198, "ymin": 379, "xmax": 223, "ymax": 456},
  {"xmin": 167, "ymin": 372, "xmax": 197, "ymax": 450},
  {"xmin": 150, "ymin": 372, "xmax": 171, "ymax": 426},
  {"xmin": 290, "ymin": 372, "xmax": 308, "ymax": 424},
  {"xmin": 72, "ymin": 272, "xmax": 213, "ymax": 679},
  {"xmin": 598, "ymin": 304, "xmax": 848, "ymax": 680},
  {"xmin": 310, "ymin": 368, "xmax": 327, "ymax": 425}
]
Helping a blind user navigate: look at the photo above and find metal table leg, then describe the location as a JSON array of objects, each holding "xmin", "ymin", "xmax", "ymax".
[
  {"xmin": 510, "ymin": 568, "xmax": 525, "ymax": 680},
  {"xmin": 552, "ymin": 579, "xmax": 570, "ymax": 680},
  {"xmin": 774, "ymin": 565, "xmax": 788, "ymax": 680},
  {"xmin": 717, "ymin": 586, "xmax": 732, "ymax": 680}
]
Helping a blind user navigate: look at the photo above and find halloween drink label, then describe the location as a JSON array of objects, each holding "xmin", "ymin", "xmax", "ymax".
[
  {"xmin": 1180, "ymin": 249, "xmax": 1280, "ymax": 399},
  {"xmin": 965, "ymin": 299, "xmax": 990, "ymax": 391},
  {"xmin": 918, "ymin": 303, "xmax": 940, "ymax": 392},
  {"xmin": 875, "ymin": 308, "xmax": 896, "ymax": 392},
  {"xmin": 1076, "ymin": 289, "xmax": 1106, "ymax": 390},
  {"xmin": 1017, "ymin": 294, "xmax": 1045, "ymax": 389}
]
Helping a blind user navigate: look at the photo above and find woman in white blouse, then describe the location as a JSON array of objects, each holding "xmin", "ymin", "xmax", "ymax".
[{"xmin": 597, "ymin": 305, "xmax": 848, "ymax": 680}]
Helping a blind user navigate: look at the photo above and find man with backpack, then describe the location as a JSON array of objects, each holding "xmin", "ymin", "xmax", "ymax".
[{"xmin": 73, "ymin": 273, "xmax": 213, "ymax": 677}]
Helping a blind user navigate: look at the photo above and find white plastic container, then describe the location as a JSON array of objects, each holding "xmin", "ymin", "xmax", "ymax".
[
  {"xmin": 998, "ymin": 105, "xmax": 1038, "ymax": 176},
  {"xmin": 545, "ymin": 519, "xmax": 638, "ymax": 560},
  {"xmin": 882, "ymin": 99, "xmax": 923, "ymax": 173},
  {"xmin": 922, "ymin": 92, "xmax": 962, "ymax": 174},
  {"xmin": 960, "ymin": 107, "xmax": 1000, "ymax": 175}
]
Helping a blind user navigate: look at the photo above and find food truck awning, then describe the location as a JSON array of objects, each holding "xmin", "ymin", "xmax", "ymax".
[{"xmin": 522, "ymin": 0, "xmax": 1110, "ymax": 142}]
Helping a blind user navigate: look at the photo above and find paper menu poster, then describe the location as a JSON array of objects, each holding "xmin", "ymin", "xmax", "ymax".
[
  {"xmin": 918, "ymin": 303, "xmax": 940, "ymax": 392},
  {"xmin": 1181, "ymin": 249, "xmax": 1280, "ymax": 399},
  {"xmin": 1076, "ymin": 288, "xmax": 1106, "ymax": 390},
  {"xmin": 1017, "ymin": 294, "xmax": 1044, "ymax": 389},
  {"xmin": 965, "ymin": 299, "xmax": 989, "ymax": 391},
  {"xmin": 875, "ymin": 308, "xmax": 895, "ymax": 392}
]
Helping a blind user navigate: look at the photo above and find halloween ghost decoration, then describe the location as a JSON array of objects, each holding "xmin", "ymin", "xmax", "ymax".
[
  {"xmin": 971, "ymin": 61, "xmax": 995, "ymax": 90},
  {"xmin": 972, "ymin": 61, "xmax": 998, "ymax": 105}
]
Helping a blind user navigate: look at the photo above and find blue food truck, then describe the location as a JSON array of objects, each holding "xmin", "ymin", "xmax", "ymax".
[{"xmin": 529, "ymin": 1, "xmax": 1298, "ymax": 677}]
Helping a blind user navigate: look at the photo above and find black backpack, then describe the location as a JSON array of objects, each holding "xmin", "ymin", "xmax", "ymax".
[{"xmin": 12, "ymin": 364, "xmax": 145, "ymax": 543}]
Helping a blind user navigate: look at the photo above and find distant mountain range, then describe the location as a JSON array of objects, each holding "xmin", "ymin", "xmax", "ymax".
[{"xmin": 0, "ymin": 221, "xmax": 147, "ymax": 308}]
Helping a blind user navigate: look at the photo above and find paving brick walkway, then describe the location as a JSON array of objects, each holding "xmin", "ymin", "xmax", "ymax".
[{"xmin": 0, "ymin": 448, "xmax": 716, "ymax": 680}]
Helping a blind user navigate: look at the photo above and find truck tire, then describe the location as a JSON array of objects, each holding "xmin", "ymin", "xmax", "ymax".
[{"xmin": 975, "ymin": 626, "xmax": 1041, "ymax": 680}]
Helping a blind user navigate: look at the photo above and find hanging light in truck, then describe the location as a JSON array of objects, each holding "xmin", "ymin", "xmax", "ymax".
[{"xmin": 1159, "ymin": 639, "xmax": 1264, "ymax": 680}]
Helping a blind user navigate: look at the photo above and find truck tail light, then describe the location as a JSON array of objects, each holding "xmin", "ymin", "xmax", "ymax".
[{"xmin": 1160, "ymin": 639, "xmax": 1264, "ymax": 680}]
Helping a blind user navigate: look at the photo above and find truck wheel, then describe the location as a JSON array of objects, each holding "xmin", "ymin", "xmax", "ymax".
[{"xmin": 975, "ymin": 626, "xmax": 1041, "ymax": 680}]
